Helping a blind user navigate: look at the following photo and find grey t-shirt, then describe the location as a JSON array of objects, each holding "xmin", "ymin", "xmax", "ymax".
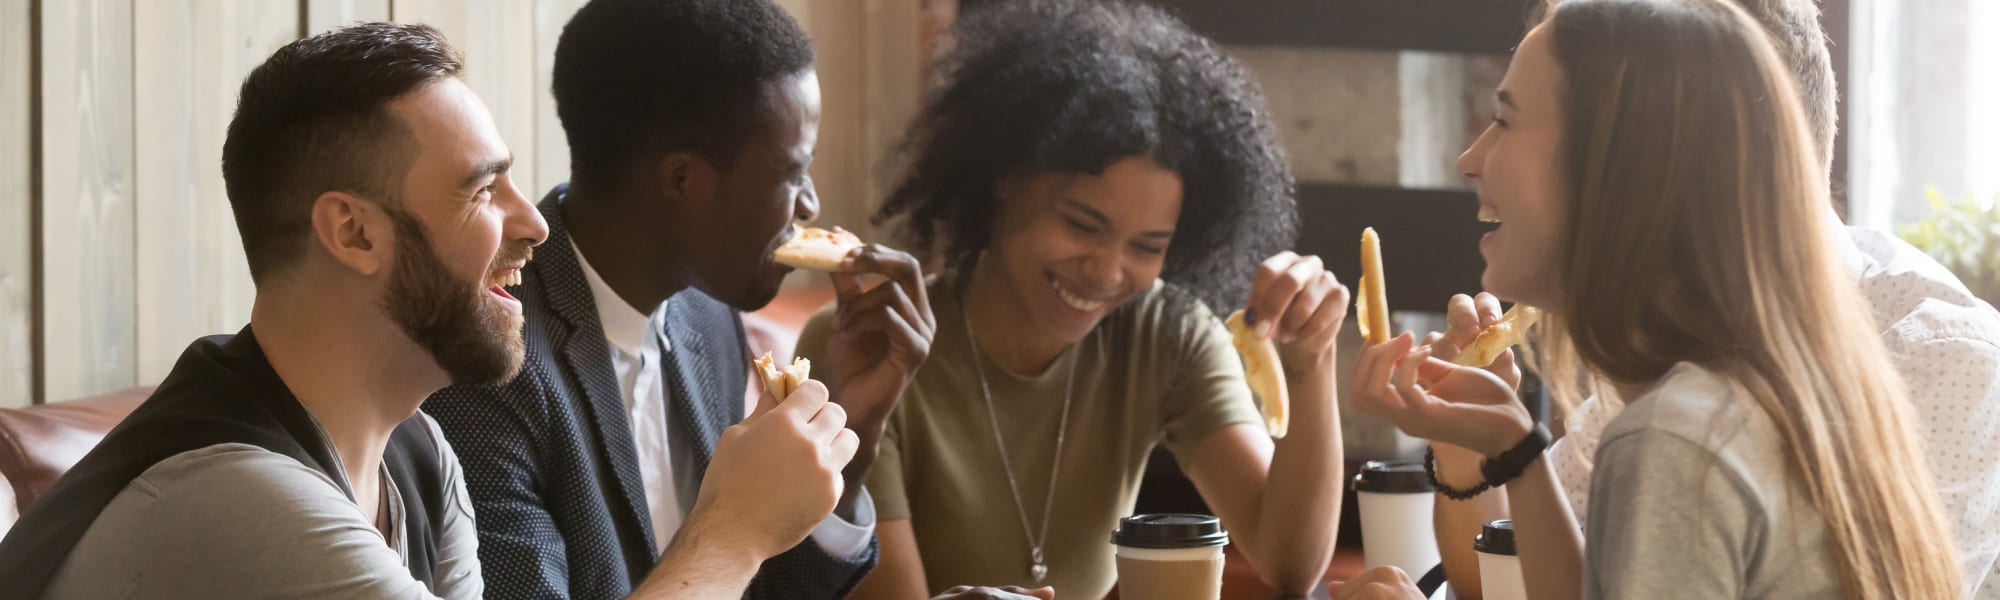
[
  {"xmin": 1584, "ymin": 363, "xmax": 1840, "ymax": 599},
  {"xmin": 42, "ymin": 414, "xmax": 482, "ymax": 599}
]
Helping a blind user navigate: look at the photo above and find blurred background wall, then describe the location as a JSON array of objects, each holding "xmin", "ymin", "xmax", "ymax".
[{"xmin": 3, "ymin": 0, "xmax": 1995, "ymax": 411}]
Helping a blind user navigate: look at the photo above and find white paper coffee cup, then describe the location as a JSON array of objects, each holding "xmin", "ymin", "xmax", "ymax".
[
  {"xmin": 1353, "ymin": 460, "xmax": 1442, "ymax": 577},
  {"xmin": 1476, "ymin": 519, "xmax": 1526, "ymax": 600}
]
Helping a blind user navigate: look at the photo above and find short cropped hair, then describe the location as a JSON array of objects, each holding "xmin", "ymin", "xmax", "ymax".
[{"xmin": 221, "ymin": 22, "xmax": 464, "ymax": 283}]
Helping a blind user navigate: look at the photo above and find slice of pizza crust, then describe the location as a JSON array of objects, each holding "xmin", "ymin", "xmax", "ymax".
[
  {"xmin": 773, "ymin": 225, "xmax": 865, "ymax": 271},
  {"xmin": 753, "ymin": 352, "xmax": 814, "ymax": 399},
  {"xmin": 1453, "ymin": 305, "xmax": 1540, "ymax": 367},
  {"xmin": 1357, "ymin": 227, "xmax": 1391, "ymax": 345},
  {"xmin": 783, "ymin": 357, "xmax": 811, "ymax": 396},
  {"xmin": 1226, "ymin": 310, "xmax": 1290, "ymax": 439}
]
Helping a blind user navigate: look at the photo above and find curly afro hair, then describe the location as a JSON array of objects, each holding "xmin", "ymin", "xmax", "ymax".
[{"xmin": 873, "ymin": 0, "xmax": 1298, "ymax": 314}]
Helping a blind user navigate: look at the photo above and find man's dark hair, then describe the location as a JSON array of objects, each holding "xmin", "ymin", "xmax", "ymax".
[
  {"xmin": 221, "ymin": 21, "xmax": 464, "ymax": 284},
  {"xmin": 551, "ymin": 0, "xmax": 815, "ymax": 191}
]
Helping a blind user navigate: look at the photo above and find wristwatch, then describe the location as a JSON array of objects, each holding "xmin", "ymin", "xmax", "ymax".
[
  {"xmin": 1428, "ymin": 422, "xmax": 1551, "ymax": 500},
  {"xmin": 1480, "ymin": 422, "xmax": 1552, "ymax": 488}
]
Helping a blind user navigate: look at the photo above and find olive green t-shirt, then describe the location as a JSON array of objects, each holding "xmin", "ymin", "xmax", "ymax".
[{"xmin": 795, "ymin": 280, "xmax": 1265, "ymax": 598}]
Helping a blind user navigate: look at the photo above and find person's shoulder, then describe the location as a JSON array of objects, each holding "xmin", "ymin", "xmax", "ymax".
[
  {"xmin": 1594, "ymin": 365, "xmax": 1797, "ymax": 507},
  {"xmin": 408, "ymin": 412, "xmax": 465, "ymax": 468},
  {"xmin": 85, "ymin": 445, "xmax": 450, "ymax": 598},
  {"xmin": 1848, "ymin": 227, "xmax": 2000, "ymax": 342},
  {"xmin": 674, "ymin": 286, "xmax": 743, "ymax": 322},
  {"xmin": 134, "ymin": 443, "xmax": 347, "ymax": 511},
  {"xmin": 1602, "ymin": 363, "xmax": 1761, "ymax": 452},
  {"xmin": 49, "ymin": 445, "xmax": 365, "ymax": 597}
]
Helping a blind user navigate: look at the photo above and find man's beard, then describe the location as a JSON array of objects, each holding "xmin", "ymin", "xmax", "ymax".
[{"xmin": 382, "ymin": 212, "xmax": 527, "ymax": 386}]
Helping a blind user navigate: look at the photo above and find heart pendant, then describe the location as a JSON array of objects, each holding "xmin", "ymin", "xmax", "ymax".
[{"xmin": 1030, "ymin": 562, "xmax": 1048, "ymax": 583}]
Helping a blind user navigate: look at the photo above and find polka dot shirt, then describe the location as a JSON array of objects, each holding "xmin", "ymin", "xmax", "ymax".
[{"xmin": 1547, "ymin": 228, "xmax": 2000, "ymax": 598}]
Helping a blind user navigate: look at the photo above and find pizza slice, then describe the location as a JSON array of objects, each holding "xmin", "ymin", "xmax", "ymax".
[
  {"xmin": 774, "ymin": 225, "xmax": 865, "ymax": 271},
  {"xmin": 1453, "ymin": 305, "xmax": 1540, "ymax": 368},
  {"xmin": 1226, "ymin": 309, "xmax": 1290, "ymax": 439}
]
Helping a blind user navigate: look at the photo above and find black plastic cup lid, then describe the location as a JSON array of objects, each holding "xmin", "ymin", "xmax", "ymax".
[
  {"xmin": 1111, "ymin": 514, "xmax": 1230, "ymax": 549},
  {"xmin": 1351, "ymin": 460, "xmax": 1433, "ymax": 494},
  {"xmin": 1475, "ymin": 519, "xmax": 1516, "ymax": 555}
]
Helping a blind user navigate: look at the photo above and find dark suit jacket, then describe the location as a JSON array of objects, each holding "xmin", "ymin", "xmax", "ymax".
[{"xmin": 425, "ymin": 186, "xmax": 876, "ymax": 599}]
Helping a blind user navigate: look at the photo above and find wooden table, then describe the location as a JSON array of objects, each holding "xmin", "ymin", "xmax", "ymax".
[{"xmin": 1106, "ymin": 547, "xmax": 1365, "ymax": 600}]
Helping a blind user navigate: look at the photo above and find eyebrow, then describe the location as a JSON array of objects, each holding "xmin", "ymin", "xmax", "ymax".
[
  {"xmin": 1496, "ymin": 89, "xmax": 1518, "ymax": 110},
  {"xmin": 459, "ymin": 155, "xmax": 514, "ymax": 190},
  {"xmin": 1060, "ymin": 199, "xmax": 1173, "ymax": 239}
]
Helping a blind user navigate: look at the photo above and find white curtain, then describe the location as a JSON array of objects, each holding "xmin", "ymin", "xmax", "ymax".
[{"xmin": 1849, "ymin": 0, "xmax": 2000, "ymax": 227}]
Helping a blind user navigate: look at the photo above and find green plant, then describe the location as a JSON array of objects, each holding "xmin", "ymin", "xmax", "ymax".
[{"xmin": 1896, "ymin": 186, "xmax": 2000, "ymax": 305}]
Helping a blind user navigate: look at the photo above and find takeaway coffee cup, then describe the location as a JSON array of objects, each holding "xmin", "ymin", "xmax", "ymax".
[
  {"xmin": 1476, "ymin": 519, "xmax": 1526, "ymax": 600},
  {"xmin": 1111, "ymin": 513, "xmax": 1229, "ymax": 600},
  {"xmin": 1352, "ymin": 460, "xmax": 1442, "ymax": 579}
]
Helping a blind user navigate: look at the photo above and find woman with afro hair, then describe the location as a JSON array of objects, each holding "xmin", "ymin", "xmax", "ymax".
[{"xmin": 797, "ymin": 1, "xmax": 1349, "ymax": 597}]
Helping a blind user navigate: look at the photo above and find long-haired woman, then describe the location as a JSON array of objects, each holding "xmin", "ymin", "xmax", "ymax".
[{"xmin": 1351, "ymin": 0, "xmax": 1963, "ymax": 598}]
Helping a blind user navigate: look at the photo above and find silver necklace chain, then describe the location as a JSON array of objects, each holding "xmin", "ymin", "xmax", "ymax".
[{"xmin": 962, "ymin": 303, "xmax": 1075, "ymax": 584}]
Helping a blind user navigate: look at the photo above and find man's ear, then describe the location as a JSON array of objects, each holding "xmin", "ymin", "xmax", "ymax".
[
  {"xmin": 655, "ymin": 151, "xmax": 720, "ymax": 208},
  {"xmin": 309, "ymin": 191, "xmax": 394, "ymax": 277}
]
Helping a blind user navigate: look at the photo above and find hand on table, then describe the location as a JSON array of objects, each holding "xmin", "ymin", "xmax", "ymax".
[
  {"xmin": 932, "ymin": 585, "xmax": 1055, "ymax": 600},
  {"xmin": 1352, "ymin": 332, "xmax": 1533, "ymax": 458},
  {"xmin": 1331, "ymin": 567, "xmax": 1425, "ymax": 600}
]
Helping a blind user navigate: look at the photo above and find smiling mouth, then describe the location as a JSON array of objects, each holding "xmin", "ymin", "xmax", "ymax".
[
  {"xmin": 1049, "ymin": 275, "xmax": 1109, "ymax": 312},
  {"xmin": 488, "ymin": 255, "xmax": 531, "ymax": 300},
  {"xmin": 488, "ymin": 245, "xmax": 534, "ymax": 292},
  {"xmin": 491, "ymin": 270, "xmax": 523, "ymax": 288},
  {"xmin": 1478, "ymin": 205, "xmax": 1502, "ymax": 224}
]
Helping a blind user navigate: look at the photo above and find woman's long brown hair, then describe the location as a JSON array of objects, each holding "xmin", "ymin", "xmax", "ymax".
[{"xmin": 1533, "ymin": 0, "xmax": 1962, "ymax": 596}]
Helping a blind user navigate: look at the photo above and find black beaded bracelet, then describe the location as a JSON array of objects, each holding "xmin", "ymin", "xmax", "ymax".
[{"xmin": 1424, "ymin": 445, "xmax": 1493, "ymax": 501}]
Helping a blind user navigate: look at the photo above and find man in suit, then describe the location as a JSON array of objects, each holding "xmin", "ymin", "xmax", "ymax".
[{"xmin": 423, "ymin": 0, "xmax": 936, "ymax": 598}]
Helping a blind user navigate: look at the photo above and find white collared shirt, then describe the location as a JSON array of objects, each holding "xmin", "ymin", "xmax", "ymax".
[
  {"xmin": 571, "ymin": 241, "xmax": 874, "ymax": 559},
  {"xmin": 1547, "ymin": 226, "xmax": 2000, "ymax": 598}
]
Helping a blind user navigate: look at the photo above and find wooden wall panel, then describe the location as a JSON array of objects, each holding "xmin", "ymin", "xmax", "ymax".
[
  {"xmin": 859, "ymin": 0, "xmax": 930, "ymax": 239},
  {"xmin": 0, "ymin": 0, "xmax": 30, "ymax": 407},
  {"xmin": 307, "ymin": 0, "xmax": 391, "ymax": 35},
  {"xmin": 40, "ymin": 0, "xmax": 135, "ymax": 402},
  {"xmin": 394, "ymin": 0, "xmax": 540, "ymax": 196},
  {"xmin": 133, "ymin": 0, "xmax": 299, "ymax": 383},
  {"xmin": 1229, "ymin": 46, "xmax": 1403, "ymax": 187},
  {"xmin": 802, "ymin": 0, "xmax": 869, "ymax": 237},
  {"xmin": 532, "ymin": 0, "xmax": 586, "ymax": 196},
  {"xmin": 1147, "ymin": 0, "xmax": 1535, "ymax": 54}
]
